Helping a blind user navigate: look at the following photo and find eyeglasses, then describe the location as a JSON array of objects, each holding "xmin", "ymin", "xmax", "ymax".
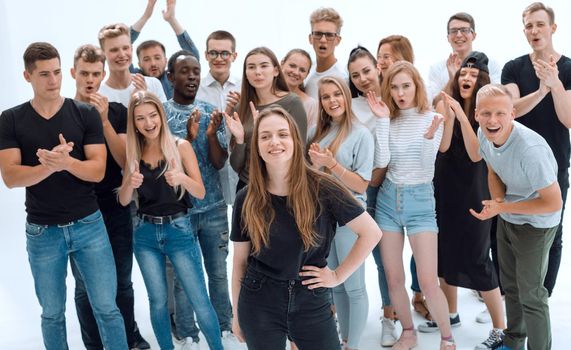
[
  {"xmin": 448, "ymin": 27, "xmax": 473, "ymax": 35},
  {"xmin": 311, "ymin": 31, "xmax": 338, "ymax": 41},
  {"xmin": 207, "ymin": 50, "xmax": 233, "ymax": 59}
]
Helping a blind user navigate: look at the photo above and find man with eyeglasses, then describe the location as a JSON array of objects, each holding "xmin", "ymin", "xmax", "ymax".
[
  {"xmin": 129, "ymin": 0, "xmax": 199, "ymax": 99},
  {"xmin": 196, "ymin": 30, "xmax": 241, "ymax": 207},
  {"xmin": 427, "ymin": 12, "xmax": 503, "ymax": 103},
  {"xmin": 305, "ymin": 7, "xmax": 347, "ymax": 100}
]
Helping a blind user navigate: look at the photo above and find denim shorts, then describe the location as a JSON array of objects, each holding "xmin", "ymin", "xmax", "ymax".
[{"xmin": 375, "ymin": 179, "xmax": 438, "ymax": 235}]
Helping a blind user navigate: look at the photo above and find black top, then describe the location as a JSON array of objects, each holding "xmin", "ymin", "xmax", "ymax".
[
  {"xmin": 502, "ymin": 54, "xmax": 571, "ymax": 173},
  {"xmin": 230, "ymin": 180, "xmax": 364, "ymax": 281},
  {"xmin": 0, "ymin": 99, "xmax": 103, "ymax": 225},
  {"xmin": 137, "ymin": 159, "xmax": 190, "ymax": 216},
  {"xmin": 95, "ymin": 102, "xmax": 127, "ymax": 198}
]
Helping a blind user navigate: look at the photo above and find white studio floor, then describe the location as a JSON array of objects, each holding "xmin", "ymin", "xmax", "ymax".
[{"xmin": 0, "ymin": 186, "xmax": 570, "ymax": 350}]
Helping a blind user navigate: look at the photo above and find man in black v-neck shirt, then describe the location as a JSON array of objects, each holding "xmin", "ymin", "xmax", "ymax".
[
  {"xmin": 0, "ymin": 42, "xmax": 128, "ymax": 350},
  {"xmin": 69, "ymin": 44, "xmax": 150, "ymax": 350}
]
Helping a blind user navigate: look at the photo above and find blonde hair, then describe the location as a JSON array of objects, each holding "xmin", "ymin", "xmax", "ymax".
[
  {"xmin": 98, "ymin": 23, "xmax": 130, "ymax": 50},
  {"xmin": 475, "ymin": 84, "xmax": 513, "ymax": 106},
  {"xmin": 381, "ymin": 61, "xmax": 429, "ymax": 118},
  {"xmin": 309, "ymin": 76, "xmax": 354, "ymax": 160},
  {"xmin": 309, "ymin": 7, "xmax": 343, "ymax": 32},
  {"xmin": 122, "ymin": 91, "xmax": 185, "ymax": 200},
  {"xmin": 523, "ymin": 2, "xmax": 555, "ymax": 24}
]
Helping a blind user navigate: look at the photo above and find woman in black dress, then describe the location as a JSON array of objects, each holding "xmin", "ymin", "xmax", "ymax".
[{"xmin": 431, "ymin": 52, "xmax": 506, "ymax": 349}]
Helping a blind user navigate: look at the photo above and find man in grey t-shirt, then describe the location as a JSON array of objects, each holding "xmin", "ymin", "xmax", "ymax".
[{"xmin": 471, "ymin": 84, "xmax": 561, "ymax": 350}]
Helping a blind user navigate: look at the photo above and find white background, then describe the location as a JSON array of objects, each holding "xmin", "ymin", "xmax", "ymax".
[{"xmin": 1, "ymin": 0, "xmax": 570, "ymax": 349}]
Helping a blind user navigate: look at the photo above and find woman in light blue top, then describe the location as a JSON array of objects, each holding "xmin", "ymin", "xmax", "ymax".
[{"xmin": 307, "ymin": 75, "xmax": 373, "ymax": 350}]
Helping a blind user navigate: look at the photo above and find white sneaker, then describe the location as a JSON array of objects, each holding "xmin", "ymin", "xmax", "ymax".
[
  {"xmin": 380, "ymin": 317, "xmax": 398, "ymax": 347},
  {"xmin": 180, "ymin": 337, "xmax": 200, "ymax": 350},
  {"xmin": 476, "ymin": 308, "xmax": 492, "ymax": 324},
  {"xmin": 222, "ymin": 330, "xmax": 246, "ymax": 349}
]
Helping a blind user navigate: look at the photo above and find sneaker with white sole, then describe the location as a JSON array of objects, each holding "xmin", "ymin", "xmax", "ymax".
[
  {"xmin": 476, "ymin": 308, "xmax": 492, "ymax": 324},
  {"xmin": 475, "ymin": 328, "xmax": 504, "ymax": 350},
  {"xmin": 418, "ymin": 314, "xmax": 461, "ymax": 333},
  {"xmin": 380, "ymin": 317, "xmax": 398, "ymax": 347},
  {"xmin": 222, "ymin": 330, "xmax": 246, "ymax": 349},
  {"xmin": 180, "ymin": 337, "xmax": 200, "ymax": 350}
]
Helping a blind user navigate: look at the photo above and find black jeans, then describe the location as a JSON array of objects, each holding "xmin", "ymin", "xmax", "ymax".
[
  {"xmin": 238, "ymin": 267, "xmax": 341, "ymax": 350},
  {"xmin": 71, "ymin": 196, "xmax": 137, "ymax": 349}
]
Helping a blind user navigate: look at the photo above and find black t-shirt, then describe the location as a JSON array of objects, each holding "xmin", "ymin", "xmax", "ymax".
[
  {"xmin": 230, "ymin": 179, "xmax": 365, "ymax": 281},
  {"xmin": 95, "ymin": 102, "xmax": 127, "ymax": 198},
  {"xmin": 0, "ymin": 99, "xmax": 104, "ymax": 225},
  {"xmin": 502, "ymin": 54, "xmax": 571, "ymax": 172},
  {"xmin": 137, "ymin": 159, "xmax": 190, "ymax": 216}
]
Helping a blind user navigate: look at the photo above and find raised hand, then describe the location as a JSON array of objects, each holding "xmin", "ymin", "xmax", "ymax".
[
  {"xmin": 225, "ymin": 91, "xmax": 241, "ymax": 114},
  {"xmin": 186, "ymin": 109, "xmax": 201, "ymax": 142},
  {"xmin": 299, "ymin": 265, "xmax": 341, "ymax": 289},
  {"xmin": 533, "ymin": 56, "xmax": 560, "ymax": 90},
  {"xmin": 223, "ymin": 111, "xmax": 245, "ymax": 144},
  {"xmin": 446, "ymin": 52, "xmax": 461, "ymax": 79},
  {"xmin": 89, "ymin": 93, "xmax": 110, "ymax": 122},
  {"xmin": 132, "ymin": 73, "xmax": 148, "ymax": 92},
  {"xmin": 440, "ymin": 91, "xmax": 466, "ymax": 123},
  {"xmin": 164, "ymin": 158, "xmax": 184, "ymax": 187},
  {"xmin": 469, "ymin": 198, "xmax": 504, "ymax": 221},
  {"xmin": 366, "ymin": 90, "xmax": 389, "ymax": 118},
  {"xmin": 424, "ymin": 114, "xmax": 444, "ymax": 139},
  {"xmin": 249, "ymin": 101, "xmax": 260, "ymax": 121},
  {"xmin": 162, "ymin": 0, "xmax": 176, "ymax": 22},
  {"xmin": 130, "ymin": 160, "xmax": 144, "ymax": 189},
  {"xmin": 206, "ymin": 109, "xmax": 223, "ymax": 137},
  {"xmin": 307, "ymin": 143, "xmax": 335, "ymax": 169}
]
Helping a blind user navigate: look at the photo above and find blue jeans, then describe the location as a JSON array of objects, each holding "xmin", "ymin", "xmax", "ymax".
[
  {"xmin": 174, "ymin": 204, "xmax": 232, "ymax": 340},
  {"xmin": 133, "ymin": 213, "xmax": 223, "ymax": 350},
  {"xmin": 71, "ymin": 196, "xmax": 139, "ymax": 349},
  {"xmin": 238, "ymin": 267, "xmax": 341, "ymax": 350},
  {"xmin": 367, "ymin": 186, "xmax": 392, "ymax": 307},
  {"xmin": 25, "ymin": 210, "xmax": 127, "ymax": 350}
]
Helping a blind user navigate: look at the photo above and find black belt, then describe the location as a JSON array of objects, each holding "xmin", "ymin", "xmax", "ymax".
[{"xmin": 137, "ymin": 211, "xmax": 187, "ymax": 225}]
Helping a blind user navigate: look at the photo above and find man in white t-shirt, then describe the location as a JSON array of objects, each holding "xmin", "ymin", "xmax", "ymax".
[
  {"xmin": 427, "ymin": 12, "xmax": 502, "ymax": 104},
  {"xmin": 97, "ymin": 23, "xmax": 166, "ymax": 107},
  {"xmin": 304, "ymin": 7, "xmax": 347, "ymax": 100}
]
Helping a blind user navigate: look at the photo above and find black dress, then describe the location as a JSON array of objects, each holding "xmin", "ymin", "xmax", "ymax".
[{"xmin": 434, "ymin": 120, "xmax": 498, "ymax": 291}]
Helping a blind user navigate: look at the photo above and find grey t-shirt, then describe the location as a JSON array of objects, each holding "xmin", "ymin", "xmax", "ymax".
[{"xmin": 478, "ymin": 121, "xmax": 561, "ymax": 228}]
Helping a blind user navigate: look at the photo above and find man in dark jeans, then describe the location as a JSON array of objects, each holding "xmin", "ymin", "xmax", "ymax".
[
  {"xmin": 502, "ymin": 1, "xmax": 571, "ymax": 296},
  {"xmin": 70, "ymin": 44, "xmax": 149, "ymax": 350}
]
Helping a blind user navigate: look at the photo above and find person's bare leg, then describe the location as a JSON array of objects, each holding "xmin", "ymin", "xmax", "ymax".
[
  {"xmin": 480, "ymin": 288, "xmax": 506, "ymax": 329},
  {"xmin": 439, "ymin": 278, "xmax": 458, "ymax": 314}
]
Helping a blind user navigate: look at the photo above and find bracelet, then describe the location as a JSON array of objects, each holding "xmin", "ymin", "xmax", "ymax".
[
  {"xmin": 339, "ymin": 167, "xmax": 347, "ymax": 180},
  {"xmin": 329, "ymin": 160, "xmax": 339, "ymax": 170}
]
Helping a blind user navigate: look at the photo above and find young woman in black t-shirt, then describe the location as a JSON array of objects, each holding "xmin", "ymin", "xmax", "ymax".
[
  {"xmin": 117, "ymin": 91, "xmax": 223, "ymax": 350},
  {"xmin": 230, "ymin": 105, "xmax": 382, "ymax": 350}
]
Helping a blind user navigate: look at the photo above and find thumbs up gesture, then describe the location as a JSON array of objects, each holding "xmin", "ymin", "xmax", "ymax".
[
  {"xmin": 164, "ymin": 158, "xmax": 183, "ymax": 187},
  {"xmin": 130, "ymin": 161, "xmax": 144, "ymax": 189}
]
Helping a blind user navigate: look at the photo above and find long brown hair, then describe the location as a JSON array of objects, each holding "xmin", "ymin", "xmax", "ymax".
[
  {"xmin": 380, "ymin": 61, "xmax": 430, "ymax": 118},
  {"xmin": 309, "ymin": 76, "xmax": 354, "ymax": 159},
  {"xmin": 243, "ymin": 106, "xmax": 345, "ymax": 255},
  {"xmin": 238, "ymin": 47, "xmax": 289, "ymax": 125}
]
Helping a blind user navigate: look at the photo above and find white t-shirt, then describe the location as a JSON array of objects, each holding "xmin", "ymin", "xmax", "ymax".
[
  {"xmin": 99, "ymin": 75, "xmax": 167, "ymax": 107},
  {"xmin": 196, "ymin": 71, "xmax": 241, "ymax": 111},
  {"xmin": 305, "ymin": 60, "xmax": 348, "ymax": 100}
]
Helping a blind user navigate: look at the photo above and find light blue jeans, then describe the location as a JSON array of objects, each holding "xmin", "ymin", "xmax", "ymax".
[
  {"xmin": 174, "ymin": 204, "xmax": 232, "ymax": 340},
  {"xmin": 25, "ymin": 210, "xmax": 127, "ymax": 350},
  {"xmin": 133, "ymin": 213, "xmax": 223, "ymax": 350},
  {"xmin": 328, "ymin": 223, "xmax": 368, "ymax": 349}
]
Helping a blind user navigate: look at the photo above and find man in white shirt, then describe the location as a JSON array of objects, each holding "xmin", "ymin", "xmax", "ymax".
[
  {"xmin": 97, "ymin": 23, "xmax": 166, "ymax": 107},
  {"xmin": 427, "ymin": 12, "xmax": 502, "ymax": 103},
  {"xmin": 305, "ymin": 7, "xmax": 347, "ymax": 100}
]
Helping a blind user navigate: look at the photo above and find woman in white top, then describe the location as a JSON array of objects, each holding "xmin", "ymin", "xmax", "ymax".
[
  {"xmin": 347, "ymin": 46, "xmax": 397, "ymax": 346},
  {"xmin": 370, "ymin": 61, "xmax": 456, "ymax": 350},
  {"xmin": 307, "ymin": 76, "xmax": 374, "ymax": 350},
  {"xmin": 281, "ymin": 49, "xmax": 318, "ymax": 128}
]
